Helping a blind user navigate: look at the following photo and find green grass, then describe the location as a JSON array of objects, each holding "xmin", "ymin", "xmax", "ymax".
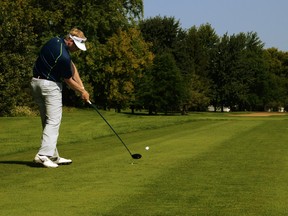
[{"xmin": 1, "ymin": 110, "xmax": 288, "ymax": 215}]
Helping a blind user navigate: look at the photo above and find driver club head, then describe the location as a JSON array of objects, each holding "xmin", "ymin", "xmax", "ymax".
[{"xmin": 132, "ymin": 154, "xmax": 142, "ymax": 159}]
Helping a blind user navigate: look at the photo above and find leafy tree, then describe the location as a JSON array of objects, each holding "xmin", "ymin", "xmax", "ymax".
[
  {"xmin": 30, "ymin": 0, "xmax": 143, "ymax": 43},
  {"xmin": 0, "ymin": 0, "xmax": 37, "ymax": 116},
  {"xmin": 174, "ymin": 24, "xmax": 218, "ymax": 112},
  {"xmin": 209, "ymin": 32, "xmax": 267, "ymax": 111},
  {"xmin": 136, "ymin": 52, "xmax": 182, "ymax": 115},
  {"xmin": 139, "ymin": 16, "xmax": 186, "ymax": 114},
  {"xmin": 263, "ymin": 48, "xmax": 288, "ymax": 111},
  {"xmin": 86, "ymin": 27, "xmax": 153, "ymax": 111},
  {"xmin": 139, "ymin": 16, "xmax": 181, "ymax": 54},
  {"xmin": 236, "ymin": 33, "xmax": 267, "ymax": 111}
]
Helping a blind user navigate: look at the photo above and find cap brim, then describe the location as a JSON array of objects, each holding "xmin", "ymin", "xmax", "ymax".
[{"xmin": 74, "ymin": 40, "xmax": 87, "ymax": 51}]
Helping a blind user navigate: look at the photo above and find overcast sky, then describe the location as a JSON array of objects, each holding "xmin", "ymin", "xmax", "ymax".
[{"xmin": 143, "ymin": 0, "xmax": 288, "ymax": 51}]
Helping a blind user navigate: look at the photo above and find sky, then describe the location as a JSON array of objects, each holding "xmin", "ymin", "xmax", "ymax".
[{"xmin": 143, "ymin": 0, "xmax": 288, "ymax": 51}]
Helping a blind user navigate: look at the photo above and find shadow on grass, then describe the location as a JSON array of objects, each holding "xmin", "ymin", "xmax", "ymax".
[{"xmin": 0, "ymin": 160, "xmax": 44, "ymax": 168}]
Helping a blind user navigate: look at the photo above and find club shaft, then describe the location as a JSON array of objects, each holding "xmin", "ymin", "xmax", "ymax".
[{"xmin": 88, "ymin": 101, "xmax": 133, "ymax": 156}]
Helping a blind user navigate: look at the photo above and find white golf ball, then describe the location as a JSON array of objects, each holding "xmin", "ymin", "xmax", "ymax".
[{"xmin": 145, "ymin": 146, "xmax": 149, "ymax": 150}]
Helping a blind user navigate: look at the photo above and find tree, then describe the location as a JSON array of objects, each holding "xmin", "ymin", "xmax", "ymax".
[
  {"xmin": 0, "ymin": 0, "xmax": 37, "ymax": 116},
  {"xmin": 236, "ymin": 33, "xmax": 267, "ymax": 111},
  {"xmin": 86, "ymin": 27, "xmax": 153, "ymax": 111},
  {"xmin": 209, "ymin": 32, "xmax": 267, "ymax": 111},
  {"xmin": 30, "ymin": 0, "xmax": 143, "ymax": 43},
  {"xmin": 263, "ymin": 48, "xmax": 288, "ymax": 111},
  {"xmin": 139, "ymin": 16, "xmax": 186, "ymax": 114},
  {"xmin": 136, "ymin": 52, "xmax": 182, "ymax": 115},
  {"xmin": 139, "ymin": 16, "xmax": 181, "ymax": 54},
  {"xmin": 174, "ymin": 24, "xmax": 218, "ymax": 112}
]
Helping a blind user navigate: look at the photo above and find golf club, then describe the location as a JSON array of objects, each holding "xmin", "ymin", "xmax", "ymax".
[{"xmin": 87, "ymin": 100, "xmax": 142, "ymax": 159}]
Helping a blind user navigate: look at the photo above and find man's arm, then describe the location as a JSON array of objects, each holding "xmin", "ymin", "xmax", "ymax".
[
  {"xmin": 71, "ymin": 61, "xmax": 84, "ymax": 88},
  {"xmin": 64, "ymin": 77, "xmax": 90, "ymax": 102},
  {"xmin": 64, "ymin": 62, "xmax": 89, "ymax": 102}
]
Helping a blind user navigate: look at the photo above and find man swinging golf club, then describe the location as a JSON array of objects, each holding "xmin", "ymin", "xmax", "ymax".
[{"xmin": 31, "ymin": 28, "xmax": 90, "ymax": 168}]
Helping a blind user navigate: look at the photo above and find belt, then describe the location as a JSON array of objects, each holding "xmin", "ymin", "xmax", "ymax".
[
  {"xmin": 33, "ymin": 75, "xmax": 59, "ymax": 83},
  {"xmin": 33, "ymin": 74, "xmax": 48, "ymax": 80}
]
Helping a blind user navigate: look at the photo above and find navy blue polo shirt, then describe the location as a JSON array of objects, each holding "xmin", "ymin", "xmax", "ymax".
[{"xmin": 33, "ymin": 37, "xmax": 73, "ymax": 82}]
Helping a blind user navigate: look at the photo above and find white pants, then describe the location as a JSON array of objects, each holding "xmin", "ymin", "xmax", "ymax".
[{"xmin": 31, "ymin": 78, "xmax": 62, "ymax": 157}]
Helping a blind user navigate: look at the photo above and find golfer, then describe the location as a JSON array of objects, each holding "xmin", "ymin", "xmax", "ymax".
[{"xmin": 31, "ymin": 28, "xmax": 90, "ymax": 168}]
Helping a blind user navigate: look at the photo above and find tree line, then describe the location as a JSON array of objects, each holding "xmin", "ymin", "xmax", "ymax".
[{"xmin": 1, "ymin": 0, "xmax": 288, "ymax": 116}]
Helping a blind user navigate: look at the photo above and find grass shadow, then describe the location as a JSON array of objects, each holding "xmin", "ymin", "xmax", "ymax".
[{"xmin": 0, "ymin": 160, "xmax": 44, "ymax": 168}]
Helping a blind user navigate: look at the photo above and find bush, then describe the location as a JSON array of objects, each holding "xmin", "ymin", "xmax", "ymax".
[{"xmin": 11, "ymin": 106, "xmax": 38, "ymax": 117}]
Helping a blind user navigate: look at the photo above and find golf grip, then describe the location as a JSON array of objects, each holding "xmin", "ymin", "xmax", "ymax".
[{"xmin": 87, "ymin": 100, "xmax": 133, "ymax": 156}]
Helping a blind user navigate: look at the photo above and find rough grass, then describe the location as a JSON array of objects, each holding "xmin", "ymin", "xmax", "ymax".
[{"xmin": 1, "ymin": 110, "xmax": 288, "ymax": 215}]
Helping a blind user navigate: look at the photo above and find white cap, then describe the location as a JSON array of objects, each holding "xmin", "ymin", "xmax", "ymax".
[{"xmin": 70, "ymin": 34, "xmax": 87, "ymax": 51}]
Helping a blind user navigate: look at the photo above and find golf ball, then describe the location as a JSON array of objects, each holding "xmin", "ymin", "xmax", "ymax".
[{"xmin": 145, "ymin": 146, "xmax": 149, "ymax": 150}]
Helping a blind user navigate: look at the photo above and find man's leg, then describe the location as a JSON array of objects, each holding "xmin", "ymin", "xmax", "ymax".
[
  {"xmin": 38, "ymin": 80, "xmax": 62, "ymax": 157},
  {"xmin": 31, "ymin": 78, "xmax": 47, "ymax": 129}
]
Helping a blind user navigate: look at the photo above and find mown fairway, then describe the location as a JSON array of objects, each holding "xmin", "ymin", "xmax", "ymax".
[{"xmin": 1, "ymin": 110, "xmax": 288, "ymax": 216}]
